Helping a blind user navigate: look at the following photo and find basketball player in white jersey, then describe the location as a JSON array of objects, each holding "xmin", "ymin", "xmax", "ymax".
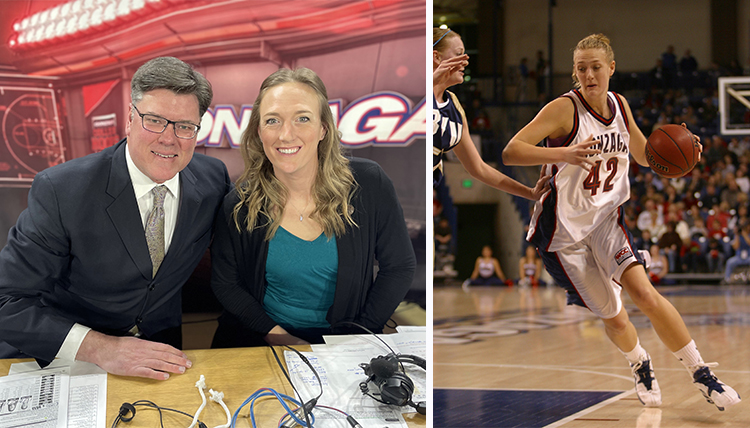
[
  {"xmin": 433, "ymin": 27, "xmax": 549, "ymax": 199},
  {"xmin": 503, "ymin": 34, "xmax": 740, "ymax": 411}
]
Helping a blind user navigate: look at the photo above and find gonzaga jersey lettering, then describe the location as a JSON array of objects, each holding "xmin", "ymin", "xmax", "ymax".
[
  {"xmin": 528, "ymin": 90, "xmax": 631, "ymax": 252},
  {"xmin": 433, "ymin": 91, "xmax": 464, "ymax": 186}
]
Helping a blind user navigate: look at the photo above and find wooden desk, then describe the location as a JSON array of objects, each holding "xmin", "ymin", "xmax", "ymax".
[{"xmin": 0, "ymin": 347, "xmax": 425, "ymax": 427}]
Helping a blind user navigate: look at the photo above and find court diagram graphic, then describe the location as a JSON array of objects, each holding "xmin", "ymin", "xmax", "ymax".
[{"xmin": 0, "ymin": 87, "xmax": 65, "ymax": 184}]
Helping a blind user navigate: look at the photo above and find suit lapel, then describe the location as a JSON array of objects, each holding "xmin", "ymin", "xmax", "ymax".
[
  {"xmin": 159, "ymin": 162, "xmax": 203, "ymax": 273},
  {"xmin": 105, "ymin": 141, "xmax": 153, "ymax": 280}
]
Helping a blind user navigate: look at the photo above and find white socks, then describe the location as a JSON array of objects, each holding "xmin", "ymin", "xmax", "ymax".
[
  {"xmin": 673, "ymin": 339, "xmax": 705, "ymax": 371},
  {"xmin": 622, "ymin": 339, "xmax": 649, "ymax": 364}
]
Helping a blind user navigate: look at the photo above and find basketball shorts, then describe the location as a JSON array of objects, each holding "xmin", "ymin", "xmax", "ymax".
[{"xmin": 538, "ymin": 207, "xmax": 644, "ymax": 319}]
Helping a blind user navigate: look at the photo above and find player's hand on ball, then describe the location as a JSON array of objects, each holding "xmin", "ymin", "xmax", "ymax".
[
  {"xmin": 564, "ymin": 135, "xmax": 601, "ymax": 171},
  {"xmin": 680, "ymin": 122, "xmax": 703, "ymax": 160}
]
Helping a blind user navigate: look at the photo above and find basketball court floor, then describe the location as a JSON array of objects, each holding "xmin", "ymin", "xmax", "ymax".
[{"xmin": 433, "ymin": 283, "xmax": 750, "ymax": 427}]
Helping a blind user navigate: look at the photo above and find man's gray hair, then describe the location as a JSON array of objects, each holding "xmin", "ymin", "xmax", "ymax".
[{"xmin": 131, "ymin": 56, "xmax": 213, "ymax": 117}]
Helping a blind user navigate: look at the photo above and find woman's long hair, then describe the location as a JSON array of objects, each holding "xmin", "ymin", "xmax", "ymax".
[{"xmin": 233, "ymin": 67, "xmax": 357, "ymax": 240}]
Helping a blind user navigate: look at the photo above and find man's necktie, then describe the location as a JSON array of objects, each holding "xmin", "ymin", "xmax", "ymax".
[{"xmin": 146, "ymin": 185, "xmax": 168, "ymax": 278}]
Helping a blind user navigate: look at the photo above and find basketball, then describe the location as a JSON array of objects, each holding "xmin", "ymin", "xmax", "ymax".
[{"xmin": 645, "ymin": 124, "xmax": 699, "ymax": 178}]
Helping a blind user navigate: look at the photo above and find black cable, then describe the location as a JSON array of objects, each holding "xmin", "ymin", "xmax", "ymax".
[
  {"xmin": 269, "ymin": 345, "xmax": 320, "ymax": 427},
  {"xmin": 334, "ymin": 321, "xmax": 405, "ymax": 372},
  {"xmin": 110, "ymin": 400, "xmax": 207, "ymax": 428}
]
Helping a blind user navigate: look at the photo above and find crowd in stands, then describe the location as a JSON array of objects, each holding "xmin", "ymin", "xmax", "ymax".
[{"xmin": 436, "ymin": 48, "xmax": 750, "ymax": 284}]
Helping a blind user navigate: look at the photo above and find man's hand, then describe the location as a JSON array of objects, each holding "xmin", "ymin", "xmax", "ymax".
[
  {"xmin": 264, "ymin": 325, "xmax": 309, "ymax": 346},
  {"xmin": 76, "ymin": 330, "xmax": 191, "ymax": 380}
]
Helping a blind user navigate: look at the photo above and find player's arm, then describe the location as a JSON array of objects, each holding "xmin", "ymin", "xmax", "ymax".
[
  {"xmin": 451, "ymin": 99, "xmax": 549, "ymax": 200},
  {"xmin": 616, "ymin": 94, "xmax": 649, "ymax": 167},
  {"xmin": 503, "ymin": 97, "xmax": 601, "ymax": 170}
]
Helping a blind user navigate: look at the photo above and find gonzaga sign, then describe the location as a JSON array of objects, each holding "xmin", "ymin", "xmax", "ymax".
[{"xmin": 196, "ymin": 92, "xmax": 425, "ymax": 149}]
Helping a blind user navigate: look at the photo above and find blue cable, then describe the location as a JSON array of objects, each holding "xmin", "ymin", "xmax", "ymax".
[{"xmin": 230, "ymin": 388, "xmax": 315, "ymax": 428}]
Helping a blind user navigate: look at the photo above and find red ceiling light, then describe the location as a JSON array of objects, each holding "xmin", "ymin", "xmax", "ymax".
[{"xmin": 8, "ymin": 0, "xmax": 180, "ymax": 51}]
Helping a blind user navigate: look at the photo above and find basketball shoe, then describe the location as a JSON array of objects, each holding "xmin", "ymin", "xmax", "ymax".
[
  {"xmin": 691, "ymin": 365, "xmax": 741, "ymax": 411},
  {"xmin": 631, "ymin": 355, "xmax": 661, "ymax": 407}
]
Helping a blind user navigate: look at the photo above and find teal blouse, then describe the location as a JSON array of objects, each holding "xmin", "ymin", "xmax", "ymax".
[{"xmin": 263, "ymin": 227, "xmax": 338, "ymax": 329}]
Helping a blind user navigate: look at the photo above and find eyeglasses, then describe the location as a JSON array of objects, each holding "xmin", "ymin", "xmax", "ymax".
[{"xmin": 131, "ymin": 104, "xmax": 201, "ymax": 139}]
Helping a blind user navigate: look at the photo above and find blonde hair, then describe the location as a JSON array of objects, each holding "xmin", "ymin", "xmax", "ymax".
[
  {"xmin": 433, "ymin": 27, "xmax": 460, "ymax": 52},
  {"xmin": 234, "ymin": 67, "xmax": 357, "ymax": 240},
  {"xmin": 572, "ymin": 33, "xmax": 615, "ymax": 88}
]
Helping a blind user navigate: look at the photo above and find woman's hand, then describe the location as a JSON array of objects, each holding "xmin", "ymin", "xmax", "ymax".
[
  {"xmin": 433, "ymin": 54, "xmax": 469, "ymax": 88},
  {"xmin": 562, "ymin": 135, "xmax": 601, "ymax": 171},
  {"xmin": 681, "ymin": 122, "xmax": 703, "ymax": 161},
  {"xmin": 530, "ymin": 165, "xmax": 552, "ymax": 200},
  {"xmin": 264, "ymin": 325, "xmax": 309, "ymax": 346}
]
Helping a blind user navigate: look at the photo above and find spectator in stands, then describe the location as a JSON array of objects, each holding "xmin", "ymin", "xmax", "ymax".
[
  {"xmin": 659, "ymin": 220, "xmax": 685, "ymax": 273},
  {"xmin": 707, "ymin": 61, "xmax": 723, "ymax": 89},
  {"xmin": 707, "ymin": 202, "xmax": 731, "ymax": 231},
  {"xmin": 635, "ymin": 229, "xmax": 654, "ymax": 254},
  {"xmin": 518, "ymin": 245, "xmax": 543, "ymax": 288},
  {"xmin": 729, "ymin": 204, "xmax": 749, "ymax": 238},
  {"xmin": 647, "ymin": 244, "xmax": 669, "ymax": 285},
  {"xmin": 738, "ymin": 165, "xmax": 750, "ymax": 194},
  {"xmin": 679, "ymin": 49, "xmax": 698, "ymax": 91},
  {"xmin": 700, "ymin": 183, "xmax": 721, "ymax": 211},
  {"xmin": 685, "ymin": 169, "xmax": 706, "ymax": 201},
  {"xmin": 721, "ymin": 175, "xmax": 742, "ymax": 208},
  {"xmin": 728, "ymin": 137, "xmax": 750, "ymax": 159},
  {"xmin": 464, "ymin": 245, "xmax": 508, "ymax": 287},
  {"xmin": 679, "ymin": 49, "xmax": 698, "ymax": 74},
  {"xmin": 706, "ymin": 218, "xmax": 727, "ymax": 273},
  {"xmin": 638, "ymin": 198, "xmax": 665, "ymax": 238},
  {"xmin": 435, "ymin": 217, "xmax": 452, "ymax": 258},
  {"xmin": 704, "ymin": 135, "xmax": 726, "ymax": 166},
  {"xmin": 724, "ymin": 222, "xmax": 750, "ymax": 283},
  {"xmin": 649, "ymin": 58, "xmax": 667, "ymax": 90}
]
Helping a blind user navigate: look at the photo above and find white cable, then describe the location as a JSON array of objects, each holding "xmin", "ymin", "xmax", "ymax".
[
  {"xmin": 209, "ymin": 388, "xmax": 231, "ymax": 428},
  {"xmin": 188, "ymin": 375, "xmax": 207, "ymax": 428}
]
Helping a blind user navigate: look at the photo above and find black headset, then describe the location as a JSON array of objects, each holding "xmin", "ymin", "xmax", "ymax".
[{"xmin": 359, "ymin": 353, "xmax": 426, "ymax": 415}]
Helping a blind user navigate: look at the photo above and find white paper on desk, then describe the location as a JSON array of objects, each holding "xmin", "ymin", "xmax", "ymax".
[
  {"xmin": 395, "ymin": 326, "xmax": 425, "ymax": 333},
  {"xmin": 284, "ymin": 350, "xmax": 418, "ymax": 427},
  {"xmin": 10, "ymin": 361, "xmax": 107, "ymax": 428},
  {"xmin": 319, "ymin": 332, "xmax": 426, "ymax": 360},
  {"xmin": 0, "ymin": 365, "xmax": 69, "ymax": 428}
]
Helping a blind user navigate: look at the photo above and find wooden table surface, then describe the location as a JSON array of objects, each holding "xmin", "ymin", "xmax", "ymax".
[{"xmin": 0, "ymin": 347, "xmax": 426, "ymax": 427}]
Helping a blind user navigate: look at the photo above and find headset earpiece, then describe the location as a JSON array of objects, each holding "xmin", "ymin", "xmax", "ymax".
[
  {"xmin": 368, "ymin": 354, "xmax": 399, "ymax": 378},
  {"xmin": 378, "ymin": 371, "xmax": 414, "ymax": 407},
  {"xmin": 119, "ymin": 402, "xmax": 136, "ymax": 422}
]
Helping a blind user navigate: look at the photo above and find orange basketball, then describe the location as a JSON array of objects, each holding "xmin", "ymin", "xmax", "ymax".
[{"xmin": 645, "ymin": 124, "xmax": 699, "ymax": 178}]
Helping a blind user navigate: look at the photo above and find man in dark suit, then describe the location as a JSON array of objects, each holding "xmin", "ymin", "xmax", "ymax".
[{"xmin": 0, "ymin": 57, "xmax": 231, "ymax": 380}]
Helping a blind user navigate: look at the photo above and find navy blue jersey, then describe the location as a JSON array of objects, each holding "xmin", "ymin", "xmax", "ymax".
[{"xmin": 432, "ymin": 91, "xmax": 464, "ymax": 186}]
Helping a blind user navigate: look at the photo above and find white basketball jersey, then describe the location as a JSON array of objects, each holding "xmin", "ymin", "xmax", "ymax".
[{"xmin": 528, "ymin": 90, "xmax": 632, "ymax": 252}]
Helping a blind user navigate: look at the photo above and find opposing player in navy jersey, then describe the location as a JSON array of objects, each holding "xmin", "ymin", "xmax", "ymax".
[
  {"xmin": 432, "ymin": 27, "xmax": 549, "ymax": 199},
  {"xmin": 503, "ymin": 34, "xmax": 740, "ymax": 411}
]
